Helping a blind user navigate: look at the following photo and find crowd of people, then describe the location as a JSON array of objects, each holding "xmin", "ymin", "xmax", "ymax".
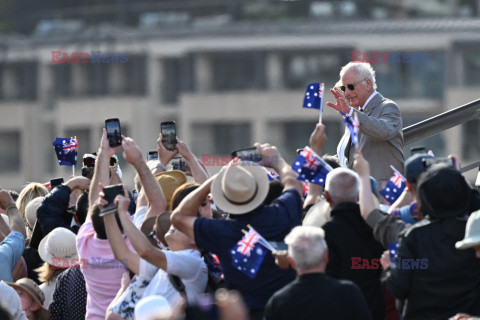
[{"xmin": 1, "ymin": 62, "xmax": 480, "ymax": 320}]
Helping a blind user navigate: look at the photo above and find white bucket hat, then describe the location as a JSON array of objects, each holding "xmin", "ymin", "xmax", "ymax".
[
  {"xmin": 38, "ymin": 227, "xmax": 78, "ymax": 266},
  {"xmin": 134, "ymin": 295, "xmax": 172, "ymax": 320},
  {"xmin": 456, "ymin": 210, "xmax": 480, "ymax": 250},
  {"xmin": 211, "ymin": 160, "xmax": 269, "ymax": 215},
  {"xmin": 25, "ymin": 197, "xmax": 44, "ymax": 230}
]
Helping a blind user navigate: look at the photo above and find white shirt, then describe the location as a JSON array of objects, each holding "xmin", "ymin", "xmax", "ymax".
[
  {"xmin": 338, "ymin": 91, "xmax": 378, "ymax": 167},
  {"xmin": 132, "ymin": 206, "xmax": 148, "ymax": 228},
  {"xmin": 139, "ymin": 249, "xmax": 208, "ymax": 306},
  {"xmin": 40, "ymin": 277, "xmax": 58, "ymax": 308}
]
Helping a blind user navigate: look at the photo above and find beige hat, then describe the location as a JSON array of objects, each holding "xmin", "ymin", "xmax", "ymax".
[
  {"xmin": 456, "ymin": 210, "xmax": 480, "ymax": 250},
  {"xmin": 211, "ymin": 161, "xmax": 269, "ymax": 215},
  {"xmin": 3, "ymin": 278, "xmax": 50, "ymax": 320},
  {"xmin": 38, "ymin": 227, "xmax": 78, "ymax": 267},
  {"xmin": 155, "ymin": 170, "xmax": 187, "ymax": 207},
  {"xmin": 25, "ymin": 197, "xmax": 44, "ymax": 230}
]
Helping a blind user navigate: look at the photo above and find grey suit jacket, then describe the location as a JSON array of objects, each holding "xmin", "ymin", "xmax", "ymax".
[{"xmin": 345, "ymin": 93, "xmax": 404, "ymax": 181}]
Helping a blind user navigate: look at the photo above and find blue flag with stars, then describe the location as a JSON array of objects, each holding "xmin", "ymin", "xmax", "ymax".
[
  {"xmin": 53, "ymin": 137, "xmax": 78, "ymax": 166},
  {"xmin": 303, "ymin": 82, "xmax": 324, "ymax": 110},
  {"xmin": 230, "ymin": 228, "xmax": 268, "ymax": 279},
  {"xmin": 379, "ymin": 168, "xmax": 406, "ymax": 205},
  {"xmin": 292, "ymin": 146, "xmax": 332, "ymax": 186}
]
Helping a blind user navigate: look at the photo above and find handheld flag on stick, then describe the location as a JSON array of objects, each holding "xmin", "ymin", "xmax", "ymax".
[
  {"xmin": 53, "ymin": 137, "xmax": 78, "ymax": 172},
  {"xmin": 292, "ymin": 146, "xmax": 332, "ymax": 186},
  {"xmin": 230, "ymin": 226, "xmax": 273, "ymax": 278},
  {"xmin": 303, "ymin": 82, "xmax": 324, "ymax": 123},
  {"xmin": 342, "ymin": 112, "xmax": 360, "ymax": 147},
  {"xmin": 379, "ymin": 165, "xmax": 406, "ymax": 205}
]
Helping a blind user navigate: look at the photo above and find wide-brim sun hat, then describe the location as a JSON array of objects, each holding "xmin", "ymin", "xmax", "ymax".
[
  {"xmin": 38, "ymin": 227, "xmax": 78, "ymax": 266},
  {"xmin": 3, "ymin": 278, "xmax": 50, "ymax": 320},
  {"xmin": 211, "ymin": 160, "xmax": 269, "ymax": 215},
  {"xmin": 155, "ymin": 170, "xmax": 187, "ymax": 206},
  {"xmin": 456, "ymin": 210, "xmax": 480, "ymax": 250}
]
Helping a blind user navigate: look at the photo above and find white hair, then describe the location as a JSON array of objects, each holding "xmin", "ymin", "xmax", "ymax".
[
  {"xmin": 325, "ymin": 168, "xmax": 359, "ymax": 205},
  {"xmin": 285, "ymin": 226, "xmax": 327, "ymax": 272},
  {"xmin": 340, "ymin": 62, "xmax": 377, "ymax": 90}
]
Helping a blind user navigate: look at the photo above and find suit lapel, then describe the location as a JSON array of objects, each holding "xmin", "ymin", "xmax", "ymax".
[{"xmin": 364, "ymin": 93, "xmax": 383, "ymax": 116}]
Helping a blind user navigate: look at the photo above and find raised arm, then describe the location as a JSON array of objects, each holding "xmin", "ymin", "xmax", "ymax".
[
  {"xmin": 353, "ymin": 148, "xmax": 377, "ymax": 220},
  {"xmin": 88, "ymin": 129, "xmax": 122, "ymax": 219},
  {"xmin": 122, "ymin": 137, "xmax": 166, "ymax": 218},
  {"xmin": 255, "ymin": 143, "xmax": 303, "ymax": 195},
  {"xmin": 116, "ymin": 194, "xmax": 168, "ymax": 271},
  {"xmin": 101, "ymin": 190, "xmax": 140, "ymax": 274},
  {"xmin": 304, "ymin": 123, "xmax": 328, "ymax": 208},
  {"xmin": 176, "ymin": 138, "xmax": 209, "ymax": 184},
  {"xmin": 0, "ymin": 188, "xmax": 26, "ymax": 237},
  {"xmin": 171, "ymin": 176, "xmax": 215, "ymax": 240}
]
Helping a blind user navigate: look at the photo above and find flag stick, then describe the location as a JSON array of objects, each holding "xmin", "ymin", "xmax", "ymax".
[
  {"xmin": 318, "ymin": 83, "xmax": 324, "ymax": 124},
  {"xmin": 72, "ymin": 165, "xmax": 75, "ymax": 176}
]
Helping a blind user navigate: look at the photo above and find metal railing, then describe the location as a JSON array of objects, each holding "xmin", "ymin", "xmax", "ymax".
[{"xmin": 403, "ymin": 98, "xmax": 480, "ymax": 173}]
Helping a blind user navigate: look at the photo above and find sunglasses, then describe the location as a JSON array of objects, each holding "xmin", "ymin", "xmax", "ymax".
[
  {"xmin": 339, "ymin": 78, "xmax": 366, "ymax": 92},
  {"xmin": 82, "ymin": 153, "xmax": 118, "ymax": 168}
]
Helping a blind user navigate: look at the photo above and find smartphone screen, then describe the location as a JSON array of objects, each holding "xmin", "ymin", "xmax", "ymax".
[
  {"xmin": 268, "ymin": 241, "xmax": 288, "ymax": 252},
  {"xmin": 231, "ymin": 147, "xmax": 262, "ymax": 162},
  {"xmin": 161, "ymin": 121, "xmax": 177, "ymax": 151},
  {"xmin": 50, "ymin": 177, "xmax": 64, "ymax": 189},
  {"xmin": 147, "ymin": 150, "xmax": 158, "ymax": 161},
  {"xmin": 105, "ymin": 118, "xmax": 122, "ymax": 148}
]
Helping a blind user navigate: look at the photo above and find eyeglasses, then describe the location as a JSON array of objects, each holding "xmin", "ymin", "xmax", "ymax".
[
  {"xmin": 82, "ymin": 153, "xmax": 118, "ymax": 168},
  {"xmin": 339, "ymin": 79, "xmax": 367, "ymax": 92}
]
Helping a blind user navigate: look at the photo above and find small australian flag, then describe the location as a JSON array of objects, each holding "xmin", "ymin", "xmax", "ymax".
[
  {"xmin": 53, "ymin": 137, "xmax": 78, "ymax": 166},
  {"xmin": 379, "ymin": 168, "xmax": 406, "ymax": 205},
  {"xmin": 303, "ymin": 82, "xmax": 324, "ymax": 110},
  {"xmin": 292, "ymin": 146, "xmax": 332, "ymax": 186},
  {"xmin": 230, "ymin": 228, "xmax": 268, "ymax": 279}
]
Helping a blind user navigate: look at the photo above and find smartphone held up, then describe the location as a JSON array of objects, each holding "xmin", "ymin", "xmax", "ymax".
[
  {"xmin": 161, "ymin": 121, "xmax": 177, "ymax": 151},
  {"xmin": 231, "ymin": 147, "xmax": 262, "ymax": 162},
  {"xmin": 99, "ymin": 184, "xmax": 124, "ymax": 217},
  {"xmin": 105, "ymin": 118, "xmax": 122, "ymax": 148}
]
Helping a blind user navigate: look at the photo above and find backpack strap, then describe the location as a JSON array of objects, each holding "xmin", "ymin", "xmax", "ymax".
[{"xmin": 168, "ymin": 274, "xmax": 187, "ymax": 300}]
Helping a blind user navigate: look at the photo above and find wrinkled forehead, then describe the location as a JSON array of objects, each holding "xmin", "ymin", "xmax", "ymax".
[{"xmin": 340, "ymin": 69, "xmax": 361, "ymax": 84}]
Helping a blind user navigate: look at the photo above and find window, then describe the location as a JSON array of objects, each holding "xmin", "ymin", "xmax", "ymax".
[
  {"xmin": 462, "ymin": 119, "xmax": 480, "ymax": 160},
  {"xmin": 282, "ymin": 49, "xmax": 352, "ymax": 90},
  {"xmin": 0, "ymin": 62, "xmax": 38, "ymax": 100},
  {"xmin": 213, "ymin": 123, "xmax": 252, "ymax": 155},
  {"xmin": 374, "ymin": 51, "xmax": 445, "ymax": 99},
  {"xmin": 125, "ymin": 55, "xmax": 146, "ymax": 95},
  {"xmin": 53, "ymin": 64, "xmax": 73, "ymax": 97},
  {"xmin": 211, "ymin": 52, "xmax": 265, "ymax": 91},
  {"xmin": 0, "ymin": 131, "xmax": 20, "ymax": 172}
]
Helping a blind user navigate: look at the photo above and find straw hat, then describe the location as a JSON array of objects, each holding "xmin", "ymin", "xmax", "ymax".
[
  {"xmin": 25, "ymin": 197, "xmax": 44, "ymax": 230},
  {"xmin": 141, "ymin": 212, "xmax": 172, "ymax": 247},
  {"xmin": 38, "ymin": 227, "xmax": 78, "ymax": 267},
  {"xmin": 456, "ymin": 210, "xmax": 480, "ymax": 250},
  {"xmin": 155, "ymin": 170, "xmax": 187, "ymax": 206},
  {"xmin": 134, "ymin": 295, "xmax": 171, "ymax": 320},
  {"xmin": 3, "ymin": 278, "xmax": 50, "ymax": 320},
  {"xmin": 211, "ymin": 161, "xmax": 269, "ymax": 215}
]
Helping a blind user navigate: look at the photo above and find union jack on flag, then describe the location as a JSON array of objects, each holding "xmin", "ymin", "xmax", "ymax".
[
  {"xmin": 292, "ymin": 146, "xmax": 332, "ymax": 186},
  {"xmin": 380, "ymin": 166, "xmax": 406, "ymax": 205},
  {"xmin": 230, "ymin": 227, "xmax": 270, "ymax": 278},
  {"xmin": 342, "ymin": 112, "xmax": 360, "ymax": 146},
  {"xmin": 53, "ymin": 137, "xmax": 78, "ymax": 166}
]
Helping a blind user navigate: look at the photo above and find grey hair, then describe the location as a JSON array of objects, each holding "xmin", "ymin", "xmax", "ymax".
[
  {"xmin": 340, "ymin": 62, "xmax": 377, "ymax": 90},
  {"xmin": 325, "ymin": 168, "xmax": 359, "ymax": 205},
  {"xmin": 285, "ymin": 226, "xmax": 328, "ymax": 272}
]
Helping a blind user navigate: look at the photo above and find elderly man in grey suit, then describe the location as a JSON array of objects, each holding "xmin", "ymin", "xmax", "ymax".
[{"xmin": 327, "ymin": 62, "xmax": 404, "ymax": 184}]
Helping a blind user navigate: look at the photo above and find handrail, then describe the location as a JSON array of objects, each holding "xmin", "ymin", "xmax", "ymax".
[{"xmin": 403, "ymin": 98, "xmax": 480, "ymax": 173}]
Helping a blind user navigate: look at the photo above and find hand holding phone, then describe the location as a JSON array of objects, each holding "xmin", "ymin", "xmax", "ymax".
[
  {"xmin": 161, "ymin": 121, "xmax": 177, "ymax": 152},
  {"xmin": 50, "ymin": 177, "xmax": 64, "ymax": 189},
  {"xmin": 231, "ymin": 147, "xmax": 262, "ymax": 162},
  {"xmin": 171, "ymin": 157, "xmax": 188, "ymax": 172},
  {"xmin": 105, "ymin": 118, "xmax": 122, "ymax": 148},
  {"xmin": 99, "ymin": 184, "xmax": 124, "ymax": 216}
]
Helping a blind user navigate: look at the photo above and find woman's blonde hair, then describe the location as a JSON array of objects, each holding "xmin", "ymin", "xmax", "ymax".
[
  {"xmin": 35, "ymin": 262, "xmax": 65, "ymax": 284},
  {"xmin": 16, "ymin": 182, "xmax": 48, "ymax": 226}
]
